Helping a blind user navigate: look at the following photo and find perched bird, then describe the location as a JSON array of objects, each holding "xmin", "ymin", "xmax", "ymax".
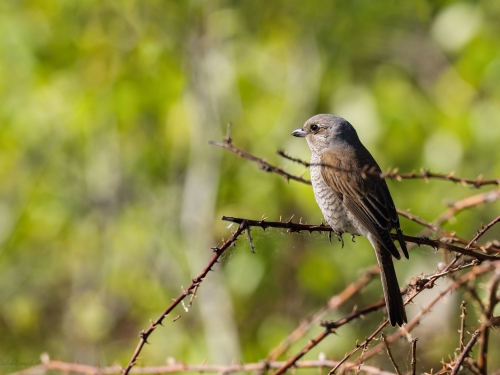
[{"xmin": 292, "ymin": 114, "xmax": 408, "ymax": 326}]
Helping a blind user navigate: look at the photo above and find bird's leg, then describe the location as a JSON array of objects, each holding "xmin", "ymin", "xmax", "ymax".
[{"xmin": 336, "ymin": 232, "xmax": 345, "ymax": 248}]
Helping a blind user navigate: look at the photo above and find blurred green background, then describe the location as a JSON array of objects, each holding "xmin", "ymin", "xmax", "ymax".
[{"xmin": 1, "ymin": 0, "xmax": 500, "ymax": 373}]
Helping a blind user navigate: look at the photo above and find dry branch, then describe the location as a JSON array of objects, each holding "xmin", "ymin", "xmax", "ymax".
[
  {"xmin": 451, "ymin": 330, "xmax": 480, "ymax": 375},
  {"xmin": 277, "ymin": 148, "xmax": 500, "ymax": 187},
  {"xmin": 267, "ymin": 266, "xmax": 379, "ymax": 361},
  {"xmin": 221, "ymin": 216, "xmax": 499, "ymax": 262},
  {"xmin": 9, "ymin": 359, "xmax": 400, "ymax": 375},
  {"xmin": 122, "ymin": 222, "xmax": 249, "ymax": 375}
]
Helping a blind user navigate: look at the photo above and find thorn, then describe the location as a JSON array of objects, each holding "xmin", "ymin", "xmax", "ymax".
[{"xmin": 139, "ymin": 331, "xmax": 149, "ymax": 343}]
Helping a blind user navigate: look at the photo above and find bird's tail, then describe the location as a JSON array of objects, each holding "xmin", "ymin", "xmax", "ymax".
[{"xmin": 375, "ymin": 243, "xmax": 407, "ymax": 326}]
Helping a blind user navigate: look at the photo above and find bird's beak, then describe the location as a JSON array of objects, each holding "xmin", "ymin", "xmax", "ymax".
[{"xmin": 291, "ymin": 128, "xmax": 307, "ymax": 137}]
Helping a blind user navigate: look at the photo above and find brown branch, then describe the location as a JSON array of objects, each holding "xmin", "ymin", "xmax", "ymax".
[
  {"xmin": 459, "ymin": 301, "xmax": 467, "ymax": 352},
  {"xmin": 209, "ymin": 140, "xmax": 311, "ymax": 185},
  {"xmin": 277, "ymin": 257, "xmax": 478, "ymax": 375},
  {"xmin": 356, "ymin": 342, "xmax": 371, "ymax": 375},
  {"xmin": 397, "ymin": 209, "xmax": 487, "ymax": 252},
  {"xmin": 266, "ymin": 266, "xmax": 379, "ymax": 361},
  {"xmin": 466, "ymin": 215, "xmax": 500, "ymax": 250},
  {"xmin": 7, "ymin": 359, "xmax": 399, "ymax": 375},
  {"xmin": 410, "ymin": 338, "xmax": 418, "ymax": 375},
  {"xmin": 477, "ymin": 269, "xmax": 500, "ymax": 374},
  {"xmin": 451, "ymin": 330, "xmax": 480, "ymax": 375},
  {"xmin": 212, "ymin": 138, "xmax": 500, "ymax": 189},
  {"xmin": 221, "ymin": 216, "xmax": 499, "ymax": 262},
  {"xmin": 122, "ymin": 222, "xmax": 249, "ymax": 375},
  {"xmin": 434, "ymin": 189, "xmax": 500, "ymax": 227},
  {"xmin": 354, "ymin": 263, "xmax": 498, "ymax": 364},
  {"xmin": 272, "ymin": 298, "xmax": 391, "ymax": 375},
  {"xmin": 277, "ymin": 148, "xmax": 500, "ymax": 188},
  {"xmin": 381, "ymin": 333, "xmax": 403, "ymax": 375},
  {"xmin": 327, "ymin": 257, "xmax": 468, "ymax": 373}
]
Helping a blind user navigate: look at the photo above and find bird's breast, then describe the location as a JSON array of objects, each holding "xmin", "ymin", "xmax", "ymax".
[{"xmin": 310, "ymin": 155, "xmax": 361, "ymax": 235}]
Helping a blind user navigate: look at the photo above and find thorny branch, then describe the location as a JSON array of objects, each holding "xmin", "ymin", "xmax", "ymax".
[
  {"xmin": 277, "ymin": 148, "xmax": 500, "ymax": 188},
  {"xmin": 9, "ymin": 358, "xmax": 399, "ymax": 375},
  {"xmin": 266, "ymin": 266, "xmax": 380, "ymax": 361},
  {"xmin": 381, "ymin": 333, "xmax": 403, "ymax": 375},
  {"xmin": 212, "ymin": 137, "xmax": 500, "ymax": 187},
  {"xmin": 271, "ymin": 256, "xmax": 480, "ymax": 375},
  {"xmin": 477, "ymin": 268, "xmax": 500, "ymax": 374},
  {"xmin": 222, "ymin": 216, "xmax": 499, "ymax": 262},
  {"xmin": 466, "ymin": 215, "xmax": 500, "ymax": 250},
  {"xmin": 122, "ymin": 222, "xmax": 249, "ymax": 375},
  {"xmin": 451, "ymin": 330, "xmax": 481, "ymax": 375},
  {"xmin": 113, "ymin": 133, "xmax": 500, "ymax": 375}
]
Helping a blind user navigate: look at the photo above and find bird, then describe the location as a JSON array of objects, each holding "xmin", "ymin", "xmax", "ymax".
[{"xmin": 292, "ymin": 114, "xmax": 408, "ymax": 326}]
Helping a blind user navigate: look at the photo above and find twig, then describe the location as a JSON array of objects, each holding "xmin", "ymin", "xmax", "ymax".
[
  {"xmin": 353, "ymin": 263, "xmax": 498, "ymax": 364},
  {"xmin": 459, "ymin": 301, "xmax": 467, "ymax": 352},
  {"xmin": 209, "ymin": 141, "xmax": 311, "ymax": 184},
  {"xmin": 213, "ymin": 139, "xmax": 500, "ymax": 188},
  {"xmin": 122, "ymin": 222, "xmax": 249, "ymax": 375},
  {"xmin": 466, "ymin": 215, "xmax": 500, "ymax": 250},
  {"xmin": 477, "ymin": 269, "xmax": 500, "ymax": 374},
  {"xmin": 381, "ymin": 333, "xmax": 402, "ymax": 375},
  {"xmin": 221, "ymin": 216, "xmax": 499, "ymax": 262},
  {"xmin": 356, "ymin": 342, "xmax": 371, "ymax": 375},
  {"xmin": 397, "ymin": 209, "xmax": 487, "ymax": 252},
  {"xmin": 435, "ymin": 189, "xmax": 500, "ymax": 227},
  {"xmin": 271, "ymin": 298, "xmax": 390, "ymax": 375},
  {"xmin": 266, "ymin": 266, "xmax": 379, "ymax": 361},
  {"xmin": 325, "ymin": 257, "xmax": 474, "ymax": 375},
  {"xmin": 7, "ymin": 359, "xmax": 400, "ymax": 375},
  {"xmin": 277, "ymin": 148, "xmax": 500, "ymax": 188},
  {"xmin": 451, "ymin": 330, "xmax": 480, "ymax": 375},
  {"xmin": 410, "ymin": 338, "xmax": 418, "ymax": 375},
  {"xmin": 272, "ymin": 328, "xmax": 335, "ymax": 375}
]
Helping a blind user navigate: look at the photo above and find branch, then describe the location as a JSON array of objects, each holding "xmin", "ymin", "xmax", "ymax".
[
  {"xmin": 477, "ymin": 268, "xmax": 500, "ymax": 374},
  {"xmin": 434, "ymin": 189, "xmax": 500, "ymax": 227},
  {"xmin": 221, "ymin": 216, "xmax": 499, "ymax": 262},
  {"xmin": 325, "ymin": 258, "xmax": 486, "ymax": 373},
  {"xmin": 466, "ymin": 215, "xmax": 500, "ymax": 250},
  {"xmin": 209, "ymin": 140, "xmax": 311, "ymax": 185},
  {"xmin": 381, "ymin": 333, "xmax": 403, "ymax": 375},
  {"xmin": 451, "ymin": 330, "xmax": 480, "ymax": 375},
  {"xmin": 122, "ymin": 222, "xmax": 249, "ymax": 375},
  {"xmin": 7, "ymin": 358, "xmax": 398, "ymax": 375},
  {"xmin": 277, "ymin": 149, "xmax": 500, "ymax": 188},
  {"xmin": 266, "ymin": 266, "xmax": 379, "ymax": 361},
  {"xmin": 352, "ymin": 262, "xmax": 498, "ymax": 365},
  {"xmin": 273, "ymin": 257, "xmax": 479, "ymax": 375},
  {"xmin": 212, "ymin": 137, "xmax": 500, "ymax": 188}
]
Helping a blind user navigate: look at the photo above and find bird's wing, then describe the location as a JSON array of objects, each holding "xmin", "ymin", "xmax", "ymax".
[{"xmin": 320, "ymin": 150, "xmax": 407, "ymax": 259}]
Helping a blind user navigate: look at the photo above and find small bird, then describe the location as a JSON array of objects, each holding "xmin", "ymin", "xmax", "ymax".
[{"xmin": 292, "ymin": 114, "xmax": 408, "ymax": 326}]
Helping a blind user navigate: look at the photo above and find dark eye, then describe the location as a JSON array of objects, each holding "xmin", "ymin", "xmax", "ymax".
[{"xmin": 310, "ymin": 124, "xmax": 319, "ymax": 132}]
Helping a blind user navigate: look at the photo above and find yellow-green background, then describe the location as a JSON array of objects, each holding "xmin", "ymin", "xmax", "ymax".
[{"xmin": 1, "ymin": 1, "xmax": 499, "ymax": 373}]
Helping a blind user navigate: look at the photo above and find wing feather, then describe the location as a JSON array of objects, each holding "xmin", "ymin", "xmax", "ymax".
[{"xmin": 320, "ymin": 150, "xmax": 407, "ymax": 259}]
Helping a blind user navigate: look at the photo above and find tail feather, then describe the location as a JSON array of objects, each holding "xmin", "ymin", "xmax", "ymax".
[{"xmin": 374, "ymin": 243, "xmax": 407, "ymax": 326}]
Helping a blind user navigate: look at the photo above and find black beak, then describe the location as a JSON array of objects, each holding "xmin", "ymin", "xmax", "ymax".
[{"xmin": 291, "ymin": 128, "xmax": 307, "ymax": 137}]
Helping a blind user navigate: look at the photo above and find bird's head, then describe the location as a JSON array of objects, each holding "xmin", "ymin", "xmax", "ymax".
[{"xmin": 292, "ymin": 114, "xmax": 360, "ymax": 155}]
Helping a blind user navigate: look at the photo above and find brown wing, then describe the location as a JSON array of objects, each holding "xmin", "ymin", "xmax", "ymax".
[{"xmin": 320, "ymin": 150, "xmax": 408, "ymax": 259}]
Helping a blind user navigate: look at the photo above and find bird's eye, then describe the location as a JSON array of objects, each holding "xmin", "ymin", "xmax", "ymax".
[{"xmin": 310, "ymin": 124, "xmax": 319, "ymax": 132}]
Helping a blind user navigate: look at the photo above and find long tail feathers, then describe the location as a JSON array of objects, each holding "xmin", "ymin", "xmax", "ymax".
[{"xmin": 375, "ymin": 243, "xmax": 407, "ymax": 326}]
